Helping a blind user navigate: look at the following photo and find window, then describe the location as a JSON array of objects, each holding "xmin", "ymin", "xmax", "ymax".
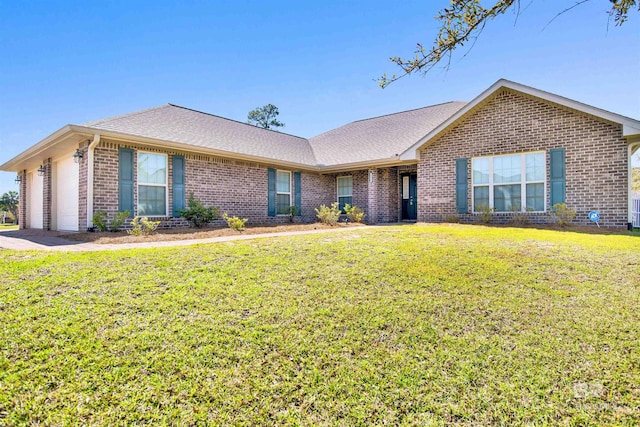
[
  {"xmin": 138, "ymin": 152, "xmax": 167, "ymax": 216},
  {"xmin": 337, "ymin": 176, "xmax": 353, "ymax": 211},
  {"xmin": 472, "ymin": 152, "xmax": 545, "ymax": 212},
  {"xmin": 276, "ymin": 170, "xmax": 291, "ymax": 215}
]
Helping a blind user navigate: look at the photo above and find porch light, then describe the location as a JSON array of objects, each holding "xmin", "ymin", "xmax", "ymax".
[
  {"xmin": 73, "ymin": 148, "xmax": 84, "ymax": 163},
  {"xmin": 14, "ymin": 174, "xmax": 22, "ymax": 184},
  {"xmin": 37, "ymin": 164, "xmax": 46, "ymax": 176}
]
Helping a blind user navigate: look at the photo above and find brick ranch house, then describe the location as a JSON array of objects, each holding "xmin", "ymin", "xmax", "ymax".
[{"xmin": 2, "ymin": 79, "xmax": 639, "ymax": 230}]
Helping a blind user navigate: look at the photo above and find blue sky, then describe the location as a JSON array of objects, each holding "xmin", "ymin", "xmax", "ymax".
[{"xmin": 0, "ymin": 0, "xmax": 638, "ymax": 194}]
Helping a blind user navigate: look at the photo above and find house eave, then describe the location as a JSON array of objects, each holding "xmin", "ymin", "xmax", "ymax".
[
  {"xmin": 0, "ymin": 125, "xmax": 93, "ymax": 172},
  {"xmin": 69, "ymin": 125, "xmax": 323, "ymax": 172}
]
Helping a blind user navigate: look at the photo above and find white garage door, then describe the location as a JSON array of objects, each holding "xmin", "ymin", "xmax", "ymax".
[
  {"xmin": 28, "ymin": 172, "xmax": 43, "ymax": 229},
  {"xmin": 56, "ymin": 157, "xmax": 79, "ymax": 231}
]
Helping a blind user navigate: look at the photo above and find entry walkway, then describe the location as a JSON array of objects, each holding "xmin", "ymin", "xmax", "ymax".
[{"xmin": 0, "ymin": 226, "xmax": 369, "ymax": 252}]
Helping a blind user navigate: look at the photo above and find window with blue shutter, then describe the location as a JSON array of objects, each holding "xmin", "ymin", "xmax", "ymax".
[
  {"xmin": 172, "ymin": 155, "xmax": 185, "ymax": 217},
  {"xmin": 549, "ymin": 148, "xmax": 566, "ymax": 206},
  {"xmin": 118, "ymin": 148, "xmax": 134, "ymax": 215},
  {"xmin": 456, "ymin": 158, "xmax": 469, "ymax": 213}
]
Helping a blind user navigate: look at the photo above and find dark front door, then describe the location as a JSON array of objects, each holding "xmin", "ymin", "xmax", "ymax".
[{"xmin": 401, "ymin": 173, "xmax": 417, "ymax": 220}]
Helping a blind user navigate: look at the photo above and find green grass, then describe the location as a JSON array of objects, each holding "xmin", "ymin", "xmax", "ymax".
[
  {"xmin": 0, "ymin": 224, "xmax": 18, "ymax": 230},
  {"xmin": 1, "ymin": 224, "xmax": 639, "ymax": 425}
]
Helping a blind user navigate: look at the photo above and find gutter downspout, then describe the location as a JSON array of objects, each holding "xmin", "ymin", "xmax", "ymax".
[{"xmin": 86, "ymin": 134, "xmax": 100, "ymax": 230}]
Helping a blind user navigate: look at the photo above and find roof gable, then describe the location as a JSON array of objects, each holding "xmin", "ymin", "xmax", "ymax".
[{"xmin": 399, "ymin": 79, "xmax": 640, "ymax": 161}]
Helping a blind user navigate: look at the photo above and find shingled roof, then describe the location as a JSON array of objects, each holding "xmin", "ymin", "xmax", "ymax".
[
  {"xmin": 83, "ymin": 104, "xmax": 317, "ymax": 165},
  {"xmin": 81, "ymin": 101, "xmax": 467, "ymax": 167},
  {"xmin": 308, "ymin": 102, "xmax": 466, "ymax": 166}
]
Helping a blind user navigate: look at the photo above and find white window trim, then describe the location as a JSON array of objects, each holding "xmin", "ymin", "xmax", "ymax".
[
  {"xmin": 471, "ymin": 151, "xmax": 547, "ymax": 213},
  {"xmin": 336, "ymin": 175, "xmax": 353, "ymax": 203},
  {"xmin": 276, "ymin": 170, "xmax": 292, "ymax": 216},
  {"xmin": 137, "ymin": 151, "xmax": 169, "ymax": 217}
]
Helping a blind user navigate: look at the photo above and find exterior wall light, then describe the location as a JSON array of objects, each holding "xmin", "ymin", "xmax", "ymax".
[
  {"xmin": 37, "ymin": 165, "xmax": 46, "ymax": 176},
  {"xmin": 73, "ymin": 148, "xmax": 84, "ymax": 163},
  {"xmin": 15, "ymin": 174, "xmax": 22, "ymax": 184}
]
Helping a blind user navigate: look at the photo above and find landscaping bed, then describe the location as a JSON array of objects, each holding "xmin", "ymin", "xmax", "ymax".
[{"xmin": 64, "ymin": 222, "xmax": 361, "ymax": 244}]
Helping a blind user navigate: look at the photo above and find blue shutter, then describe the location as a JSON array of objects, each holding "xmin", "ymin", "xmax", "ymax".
[
  {"xmin": 172, "ymin": 155, "xmax": 185, "ymax": 217},
  {"xmin": 118, "ymin": 148, "xmax": 134, "ymax": 215},
  {"xmin": 549, "ymin": 148, "xmax": 566, "ymax": 206},
  {"xmin": 267, "ymin": 168, "xmax": 276, "ymax": 217},
  {"xmin": 294, "ymin": 171, "xmax": 302, "ymax": 216},
  {"xmin": 455, "ymin": 158, "xmax": 468, "ymax": 214}
]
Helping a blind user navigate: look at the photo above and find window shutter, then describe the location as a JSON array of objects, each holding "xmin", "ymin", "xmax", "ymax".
[
  {"xmin": 455, "ymin": 158, "xmax": 468, "ymax": 214},
  {"xmin": 294, "ymin": 171, "xmax": 302, "ymax": 216},
  {"xmin": 268, "ymin": 168, "xmax": 276, "ymax": 217},
  {"xmin": 172, "ymin": 155, "xmax": 185, "ymax": 217},
  {"xmin": 549, "ymin": 148, "xmax": 566, "ymax": 206},
  {"xmin": 118, "ymin": 148, "xmax": 134, "ymax": 215}
]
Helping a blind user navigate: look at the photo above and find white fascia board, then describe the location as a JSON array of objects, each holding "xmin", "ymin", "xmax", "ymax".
[{"xmin": 399, "ymin": 78, "xmax": 640, "ymax": 161}]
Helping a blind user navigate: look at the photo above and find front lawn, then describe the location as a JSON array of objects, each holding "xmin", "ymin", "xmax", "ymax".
[
  {"xmin": 1, "ymin": 224, "xmax": 638, "ymax": 425},
  {"xmin": 0, "ymin": 224, "xmax": 18, "ymax": 231}
]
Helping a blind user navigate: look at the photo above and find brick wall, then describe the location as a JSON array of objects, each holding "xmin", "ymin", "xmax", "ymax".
[
  {"xmin": 90, "ymin": 141, "xmax": 340, "ymax": 228},
  {"xmin": 418, "ymin": 89, "xmax": 629, "ymax": 227},
  {"xmin": 42, "ymin": 158, "xmax": 52, "ymax": 230},
  {"xmin": 18, "ymin": 170, "xmax": 26, "ymax": 229},
  {"xmin": 78, "ymin": 142, "xmax": 89, "ymax": 231}
]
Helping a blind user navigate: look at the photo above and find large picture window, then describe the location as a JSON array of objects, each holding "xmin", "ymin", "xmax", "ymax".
[
  {"xmin": 276, "ymin": 170, "xmax": 291, "ymax": 215},
  {"xmin": 138, "ymin": 152, "xmax": 167, "ymax": 216},
  {"xmin": 337, "ymin": 176, "xmax": 353, "ymax": 212},
  {"xmin": 472, "ymin": 152, "xmax": 545, "ymax": 212}
]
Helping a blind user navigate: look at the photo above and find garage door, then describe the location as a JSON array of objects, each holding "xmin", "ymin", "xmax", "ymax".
[
  {"xmin": 28, "ymin": 172, "xmax": 43, "ymax": 229},
  {"xmin": 56, "ymin": 157, "xmax": 79, "ymax": 231}
]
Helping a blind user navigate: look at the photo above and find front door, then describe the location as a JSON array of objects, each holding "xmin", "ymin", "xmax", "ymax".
[{"xmin": 401, "ymin": 173, "xmax": 417, "ymax": 220}]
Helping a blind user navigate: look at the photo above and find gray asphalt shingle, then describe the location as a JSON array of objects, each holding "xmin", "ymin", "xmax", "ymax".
[{"xmin": 82, "ymin": 102, "xmax": 467, "ymax": 167}]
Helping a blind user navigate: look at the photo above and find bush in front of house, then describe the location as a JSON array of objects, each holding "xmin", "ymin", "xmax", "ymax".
[
  {"xmin": 93, "ymin": 211, "xmax": 108, "ymax": 232},
  {"xmin": 223, "ymin": 213, "xmax": 248, "ymax": 232},
  {"xmin": 343, "ymin": 204, "xmax": 366, "ymax": 223},
  {"xmin": 110, "ymin": 210, "xmax": 131, "ymax": 232},
  {"xmin": 178, "ymin": 193, "xmax": 220, "ymax": 228},
  {"xmin": 315, "ymin": 202, "xmax": 341, "ymax": 225},
  {"xmin": 476, "ymin": 205, "xmax": 494, "ymax": 224},
  {"xmin": 127, "ymin": 216, "xmax": 160, "ymax": 236},
  {"xmin": 286, "ymin": 206, "xmax": 299, "ymax": 223},
  {"xmin": 552, "ymin": 203, "xmax": 576, "ymax": 227}
]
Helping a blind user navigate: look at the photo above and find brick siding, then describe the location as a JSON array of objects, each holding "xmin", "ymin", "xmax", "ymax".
[
  {"xmin": 418, "ymin": 89, "xmax": 629, "ymax": 227},
  {"xmin": 42, "ymin": 158, "xmax": 52, "ymax": 230},
  {"xmin": 18, "ymin": 170, "xmax": 26, "ymax": 229}
]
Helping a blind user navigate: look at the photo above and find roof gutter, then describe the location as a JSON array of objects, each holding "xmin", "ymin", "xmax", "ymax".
[{"xmin": 86, "ymin": 134, "xmax": 100, "ymax": 230}]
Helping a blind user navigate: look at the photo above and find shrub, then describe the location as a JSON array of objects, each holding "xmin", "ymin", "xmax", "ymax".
[
  {"xmin": 127, "ymin": 216, "xmax": 160, "ymax": 236},
  {"xmin": 178, "ymin": 193, "xmax": 220, "ymax": 228},
  {"xmin": 510, "ymin": 207, "xmax": 531, "ymax": 226},
  {"xmin": 476, "ymin": 205, "xmax": 494, "ymax": 224},
  {"xmin": 344, "ymin": 204, "xmax": 366, "ymax": 223},
  {"xmin": 223, "ymin": 213, "xmax": 248, "ymax": 232},
  {"xmin": 443, "ymin": 214, "xmax": 460, "ymax": 223},
  {"xmin": 552, "ymin": 203, "xmax": 576, "ymax": 227},
  {"xmin": 110, "ymin": 210, "xmax": 130, "ymax": 232},
  {"xmin": 286, "ymin": 206, "xmax": 299, "ymax": 223},
  {"xmin": 93, "ymin": 211, "xmax": 108, "ymax": 232},
  {"xmin": 315, "ymin": 202, "xmax": 341, "ymax": 225}
]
